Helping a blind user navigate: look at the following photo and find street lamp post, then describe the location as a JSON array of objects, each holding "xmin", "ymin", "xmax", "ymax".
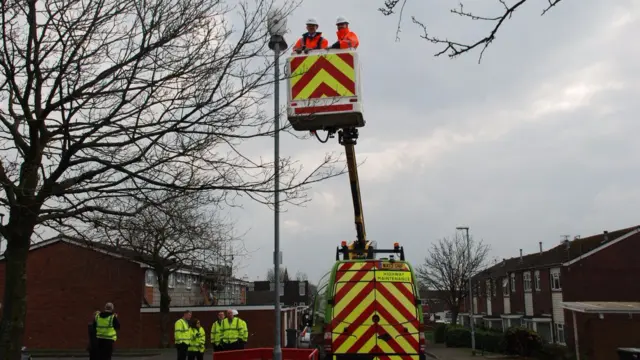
[
  {"xmin": 0, "ymin": 213, "xmax": 4, "ymax": 255},
  {"xmin": 457, "ymin": 226, "xmax": 476, "ymax": 356},
  {"xmin": 267, "ymin": 10, "xmax": 287, "ymax": 360}
]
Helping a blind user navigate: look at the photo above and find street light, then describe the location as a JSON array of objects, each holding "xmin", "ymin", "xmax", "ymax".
[
  {"xmin": 267, "ymin": 9, "xmax": 287, "ymax": 360},
  {"xmin": 456, "ymin": 226, "xmax": 476, "ymax": 356}
]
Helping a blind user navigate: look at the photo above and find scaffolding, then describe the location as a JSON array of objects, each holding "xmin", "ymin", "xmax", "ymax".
[{"xmin": 199, "ymin": 240, "xmax": 248, "ymax": 305}]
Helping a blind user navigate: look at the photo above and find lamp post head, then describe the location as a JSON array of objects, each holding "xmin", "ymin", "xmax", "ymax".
[
  {"xmin": 267, "ymin": 9, "xmax": 288, "ymax": 51},
  {"xmin": 456, "ymin": 226, "xmax": 469, "ymax": 231}
]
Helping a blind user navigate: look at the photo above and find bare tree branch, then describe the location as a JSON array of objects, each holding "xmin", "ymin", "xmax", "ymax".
[
  {"xmin": 0, "ymin": 0, "xmax": 344, "ymax": 356},
  {"xmin": 295, "ymin": 270, "xmax": 308, "ymax": 281},
  {"xmin": 415, "ymin": 232, "xmax": 490, "ymax": 325},
  {"xmin": 85, "ymin": 190, "xmax": 242, "ymax": 346},
  {"xmin": 379, "ymin": 0, "xmax": 564, "ymax": 63}
]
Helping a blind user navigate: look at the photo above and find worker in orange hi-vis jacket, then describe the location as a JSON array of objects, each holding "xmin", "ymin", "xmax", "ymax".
[
  {"xmin": 330, "ymin": 16, "xmax": 359, "ymax": 49},
  {"xmin": 293, "ymin": 18, "xmax": 329, "ymax": 54}
]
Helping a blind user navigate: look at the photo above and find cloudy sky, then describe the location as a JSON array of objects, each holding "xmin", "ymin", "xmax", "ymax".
[{"xmin": 232, "ymin": 0, "xmax": 640, "ymax": 284}]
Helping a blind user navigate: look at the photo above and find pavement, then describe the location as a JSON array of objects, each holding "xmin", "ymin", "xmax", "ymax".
[
  {"xmin": 35, "ymin": 349, "xmax": 180, "ymax": 360},
  {"xmin": 36, "ymin": 346, "xmax": 515, "ymax": 360},
  {"xmin": 427, "ymin": 345, "xmax": 516, "ymax": 360}
]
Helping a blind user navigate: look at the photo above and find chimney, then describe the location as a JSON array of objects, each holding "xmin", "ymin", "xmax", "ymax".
[
  {"xmin": 603, "ymin": 231, "xmax": 609, "ymax": 243},
  {"xmin": 519, "ymin": 249, "xmax": 523, "ymax": 262},
  {"xmin": 539, "ymin": 241, "xmax": 543, "ymax": 254}
]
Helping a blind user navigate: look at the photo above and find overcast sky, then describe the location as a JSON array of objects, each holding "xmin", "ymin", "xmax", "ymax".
[{"xmin": 232, "ymin": 0, "xmax": 640, "ymax": 284}]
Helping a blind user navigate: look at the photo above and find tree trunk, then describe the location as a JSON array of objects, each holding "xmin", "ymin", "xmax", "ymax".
[
  {"xmin": 158, "ymin": 268, "xmax": 172, "ymax": 348},
  {"xmin": 450, "ymin": 308, "xmax": 459, "ymax": 325},
  {"xmin": 0, "ymin": 218, "xmax": 37, "ymax": 360}
]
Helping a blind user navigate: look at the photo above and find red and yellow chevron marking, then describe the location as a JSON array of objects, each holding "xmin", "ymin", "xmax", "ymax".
[
  {"xmin": 331, "ymin": 261, "xmax": 419, "ymax": 359},
  {"xmin": 375, "ymin": 281, "xmax": 420, "ymax": 355},
  {"xmin": 289, "ymin": 53, "xmax": 356, "ymax": 100}
]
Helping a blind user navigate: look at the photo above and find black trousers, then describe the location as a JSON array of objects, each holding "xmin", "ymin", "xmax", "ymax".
[
  {"xmin": 187, "ymin": 351, "xmax": 204, "ymax": 360},
  {"xmin": 221, "ymin": 341, "xmax": 242, "ymax": 351},
  {"xmin": 176, "ymin": 343, "xmax": 189, "ymax": 360},
  {"xmin": 96, "ymin": 338, "xmax": 114, "ymax": 360}
]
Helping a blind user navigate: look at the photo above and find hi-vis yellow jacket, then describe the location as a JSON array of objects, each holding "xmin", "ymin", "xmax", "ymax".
[
  {"xmin": 174, "ymin": 318, "xmax": 191, "ymax": 345},
  {"xmin": 188, "ymin": 326, "xmax": 206, "ymax": 353}
]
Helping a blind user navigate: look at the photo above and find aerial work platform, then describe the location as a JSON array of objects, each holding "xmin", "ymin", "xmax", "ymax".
[
  {"xmin": 285, "ymin": 49, "xmax": 365, "ymax": 132},
  {"xmin": 285, "ymin": 47, "xmax": 373, "ymax": 259}
]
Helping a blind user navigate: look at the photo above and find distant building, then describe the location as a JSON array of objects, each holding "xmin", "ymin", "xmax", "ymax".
[
  {"xmin": 142, "ymin": 264, "xmax": 248, "ymax": 307},
  {"xmin": 419, "ymin": 289, "xmax": 452, "ymax": 313},
  {"xmin": 247, "ymin": 280, "xmax": 312, "ymax": 307}
]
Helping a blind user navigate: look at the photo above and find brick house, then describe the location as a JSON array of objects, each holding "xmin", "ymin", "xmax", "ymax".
[
  {"xmin": 419, "ymin": 290, "xmax": 451, "ymax": 313},
  {"xmin": 418, "ymin": 289, "xmax": 454, "ymax": 322},
  {"xmin": 460, "ymin": 225, "xmax": 640, "ymax": 357},
  {"xmin": 0, "ymin": 236, "xmax": 295, "ymax": 350}
]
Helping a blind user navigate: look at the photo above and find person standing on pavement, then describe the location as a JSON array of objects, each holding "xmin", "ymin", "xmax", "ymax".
[
  {"xmin": 210, "ymin": 311, "xmax": 225, "ymax": 352},
  {"xmin": 87, "ymin": 310, "xmax": 100, "ymax": 360},
  {"xmin": 93, "ymin": 303, "xmax": 120, "ymax": 360},
  {"xmin": 174, "ymin": 310, "xmax": 192, "ymax": 360},
  {"xmin": 220, "ymin": 309, "xmax": 246, "ymax": 350},
  {"xmin": 232, "ymin": 309, "xmax": 248, "ymax": 349},
  {"xmin": 187, "ymin": 319, "xmax": 206, "ymax": 360}
]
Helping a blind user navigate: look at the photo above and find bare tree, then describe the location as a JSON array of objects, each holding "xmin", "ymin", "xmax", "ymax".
[
  {"xmin": 267, "ymin": 267, "xmax": 290, "ymax": 282},
  {"xmin": 0, "ymin": 0, "xmax": 342, "ymax": 356},
  {"xmin": 295, "ymin": 270, "xmax": 308, "ymax": 281},
  {"xmin": 379, "ymin": 0, "xmax": 564, "ymax": 62},
  {"xmin": 89, "ymin": 191, "xmax": 237, "ymax": 347},
  {"xmin": 415, "ymin": 232, "xmax": 490, "ymax": 325}
]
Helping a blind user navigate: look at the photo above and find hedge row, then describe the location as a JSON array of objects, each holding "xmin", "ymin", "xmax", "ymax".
[
  {"xmin": 444, "ymin": 325, "xmax": 505, "ymax": 354},
  {"xmin": 432, "ymin": 323, "xmax": 574, "ymax": 359}
]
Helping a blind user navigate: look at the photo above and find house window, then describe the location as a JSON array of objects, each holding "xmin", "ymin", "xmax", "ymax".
[
  {"xmin": 176, "ymin": 273, "xmax": 184, "ymax": 284},
  {"xmin": 555, "ymin": 324, "xmax": 565, "ymax": 344},
  {"xmin": 249, "ymin": 282, "xmax": 254, "ymax": 291},
  {"xmin": 486, "ymin": 280, "xmax": 491, "ymax": 297},
  {"xmin": 492, "ymin": 279, "xmax": 497, "ymax": 297},
  {"xmin": 523, "ymin": 272, "xmax": 532, "ymax": 292},
  {"xmin": 534, "ymin": 271, "xmax": 541, "ymax": 291},
  {"xmin": 502, "ymin": 277, "xmax": 509, "ymax": 296},
  {"xmin": 168, "ymin": 273, "xmax": 176, "ymax": 288},
  {"xmin": 299, "ymin": 282, "xmax": 306, "ymax": 296},
  {"xmin": 145, "ymin": 270, "xmax": 156, "ymax": 286},
  {"xmin": 269, "ymin": 282, "xmax": 275, "ymax": 291},
  {"xmin": 510, "ymin": 273, "xmax": 516, "ymax": 292},
  {"xmin": 550, "ymin": 269, "xmax": 562, "ymax": 290},
  {"xmin": 185, "ymin": 275, "xmax": 192, "ymax": 290}
]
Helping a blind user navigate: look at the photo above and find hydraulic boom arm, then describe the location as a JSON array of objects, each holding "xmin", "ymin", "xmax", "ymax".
[{"xmin": 339, "ymin": 128, "xmax": 366, "ymax": 246}]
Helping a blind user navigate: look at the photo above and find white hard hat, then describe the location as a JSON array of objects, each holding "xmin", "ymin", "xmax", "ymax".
[
  {"xmin": 232, "ymin": 309, "xmax": 239, "ymax": 316},
  {"xmin": 306, "ymin": 18, "xmax": 318, "ymax": 26},
  {"xmin": 336, "ymin": 16, "xmax": 349, "ymax": 25}
]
